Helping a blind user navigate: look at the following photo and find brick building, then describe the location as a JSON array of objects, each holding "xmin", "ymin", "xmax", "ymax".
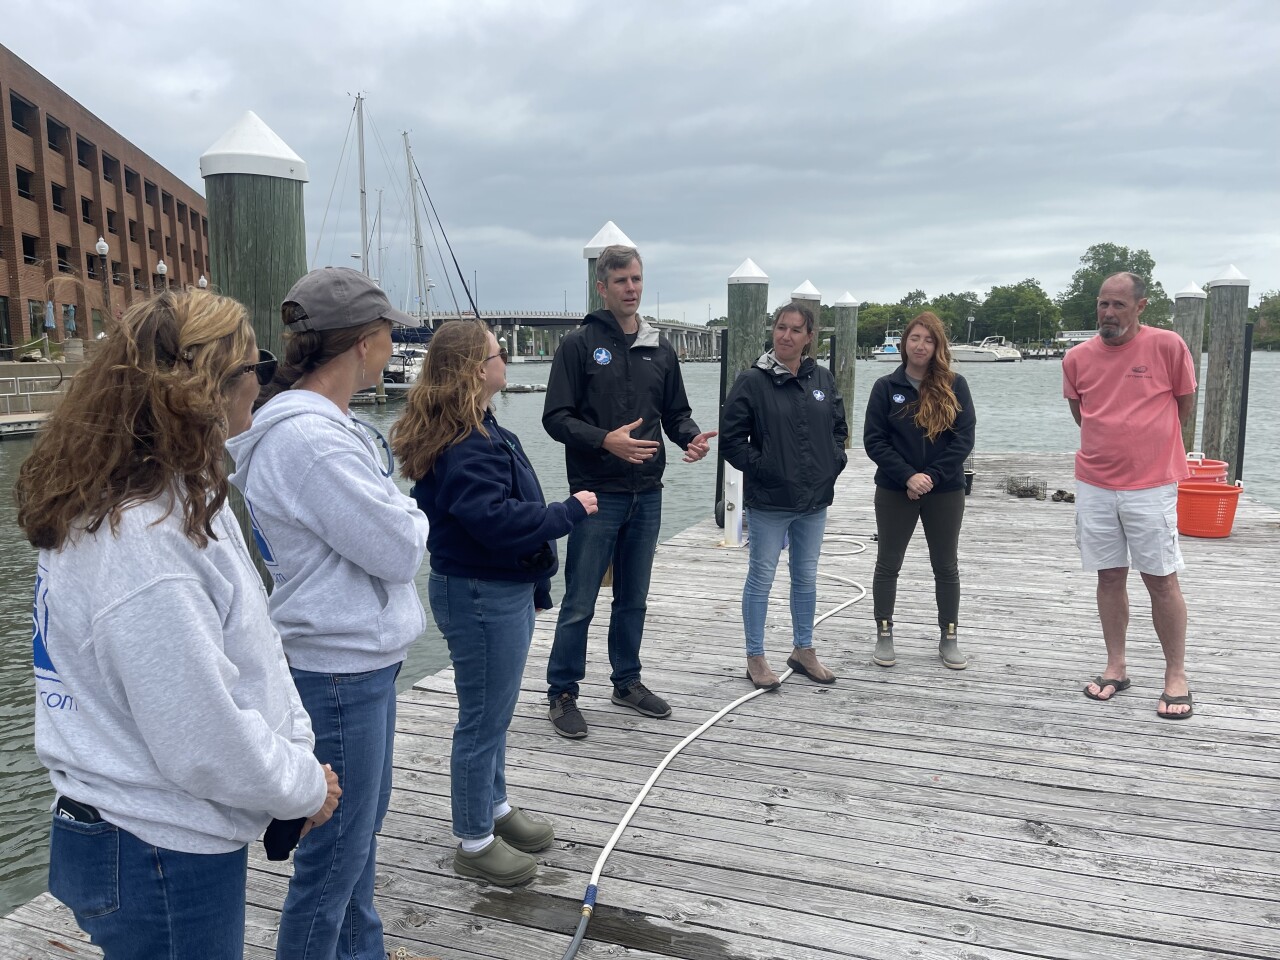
[{"xmin": 0, "ymin": 43, "xmax": 208, "ymax": 354}]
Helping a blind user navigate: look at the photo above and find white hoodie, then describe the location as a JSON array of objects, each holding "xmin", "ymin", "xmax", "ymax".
[
  {"xmin": 33, "ymin": 501, "xmax": 327, "ymax": 854},
  {"xmin": 227, "ymin": 390, "xmax": 428, "ymax": 673}
]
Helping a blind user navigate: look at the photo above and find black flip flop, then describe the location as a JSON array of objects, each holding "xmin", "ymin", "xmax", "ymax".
[
  {"xmin": 1083, "ymin": 676, "xmax": 1131, "ymax": 701},
  {"xmin": 1157, "ymin": 691, "xmax": 1194, "ymax": 720}
]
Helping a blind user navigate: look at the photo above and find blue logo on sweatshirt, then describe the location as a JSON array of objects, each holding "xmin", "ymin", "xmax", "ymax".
[
  {"xmin": 593, "ymin": 348, "xmax": 612, "ymax": 366},
  {"xmin": 33, "ymin": 564, "xmax": 76, "ymax": 712},
  {"xmin": 892, "ymin": 393, "xmax": 906, "ymax": 404},
  {"xmin": 812, "ymin": 389, "xmax": 825, "ymax": 402},
  {"xmin": 247, "ymin": 502, "xmax": 286, "ymax": 585}
]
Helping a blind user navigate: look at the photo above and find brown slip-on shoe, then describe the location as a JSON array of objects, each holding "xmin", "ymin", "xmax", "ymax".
[
  {"xmin": 746, "ymin": 655, "xmax": 782, "ymax": 690},
  {"xmin": 787, "ymin": 646, "xmax": 836, "ymax": 684}
]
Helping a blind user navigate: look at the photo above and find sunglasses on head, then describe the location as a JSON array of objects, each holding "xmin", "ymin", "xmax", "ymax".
[{"xmin": 242, "ymin": 349, "xmax": 278, "ymax": 387}]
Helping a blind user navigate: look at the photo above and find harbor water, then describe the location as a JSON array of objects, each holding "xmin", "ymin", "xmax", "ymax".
[{"xmin": 1, "ymin": 352, "xmax": 1277, "ymax": 914}]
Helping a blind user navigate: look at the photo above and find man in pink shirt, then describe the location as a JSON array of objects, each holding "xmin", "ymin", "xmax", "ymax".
[{"xmin": 1063, "ymin": 272, "xmax": 1197, "ymax": 719}]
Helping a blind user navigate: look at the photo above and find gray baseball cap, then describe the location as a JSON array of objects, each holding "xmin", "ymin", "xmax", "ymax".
[{"xmin": 282, "ymin": 267, "xmax": 421, "ymax": 331}]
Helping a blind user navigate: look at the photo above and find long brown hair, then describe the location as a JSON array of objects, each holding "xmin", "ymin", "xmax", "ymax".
[
  {"xmin": 904, "ymin": 311, "xmax": 961, "ymax": 441},
  {"xmin": 391, "ymin": 320, "xmax": 491, "ymax": 480},
  {"xmin": 15, "ymin": 289, "xmax": 254, "ymax": 549}
]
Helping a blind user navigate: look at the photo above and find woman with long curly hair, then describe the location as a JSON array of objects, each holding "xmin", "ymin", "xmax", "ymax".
[
  {"xmin": 226, "ymin": 267, "xmax": 429, "ymax": 960},
  {"xmin": 16, "ymin": 290, "xmax": 339, "ymax": 959},
  {"xmin": 392, "ymin": 320, "xmax": 595, "ymax": 886},
  {"xmin": 863, "ymin": 311, "xmax": 977, "ymax": 670}
]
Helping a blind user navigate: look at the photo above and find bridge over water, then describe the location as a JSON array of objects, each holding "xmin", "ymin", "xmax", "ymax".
[{"xmin": 412, "ymin": 311, "xmax": 719, "ymax": 360}]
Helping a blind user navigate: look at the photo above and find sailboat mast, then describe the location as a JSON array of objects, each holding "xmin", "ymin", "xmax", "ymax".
[
  {"xmin": 376, "ymin": 188, "xmax": 383, "ymax": 284},
  {"xmin": 356, "ymin": 94, "xmax": 369, "ymax": 276},
  {"xmin": 403, "ymin": 131, "xmax": 431, "ymax": 328}
]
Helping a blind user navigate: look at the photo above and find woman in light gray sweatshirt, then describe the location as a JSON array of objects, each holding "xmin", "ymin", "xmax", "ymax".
[
  {"xmin": 228, "ymin": 268, "xmax": 429, "ymax": 960},
  {"xmin": 16, "ymin": 290, "xmax": 339, "ymax": 960}
]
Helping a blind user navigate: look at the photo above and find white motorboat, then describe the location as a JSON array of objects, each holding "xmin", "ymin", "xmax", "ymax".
[
  {"xmin": 951, "ymin": 336, "xmax": 1022, "ymax": 362},
  {"xmin": 872, "ymin": 330, "xmax": 903, "ymax": 362}
]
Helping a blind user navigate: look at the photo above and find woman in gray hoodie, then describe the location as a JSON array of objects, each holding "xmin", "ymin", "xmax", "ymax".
[
  {"xmin": 17, "ymin": 290, "xmax": 339, "ymax": 959},
  {"xmin": 228, "ymin": 268, "xmax": 429, "ymax": 960}
]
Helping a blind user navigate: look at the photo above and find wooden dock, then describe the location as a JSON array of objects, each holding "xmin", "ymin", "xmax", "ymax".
[{"xmin": 4, "ymin": 452, "xmax": 1278, "ymax": 959}]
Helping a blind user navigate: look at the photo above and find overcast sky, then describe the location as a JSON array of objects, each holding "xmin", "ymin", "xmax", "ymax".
[{"xmin": 11, "ymin": 0, "xmax": 1279, "ymax": 320}]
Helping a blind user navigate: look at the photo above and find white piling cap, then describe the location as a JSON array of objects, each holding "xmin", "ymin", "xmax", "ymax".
[
  {"xmin": 834, "ymin": 291, "xmax": 860, "ymax": 306},
  {"xmin": 728, "ymin": 258, "xmax": 769, "ymax": 285},
  {"xmin": 791, "ymin": 279, "xmax": 821, "ymax": 301},
  {"xmin": 199, "ymin": 111, "xmax": 308, "ymax": 181},
  {"xmin": 1208, "ymin": 264, "xmax": 1249, "ymax": 287},
  {"xmin": 583, "ymin": 221, "xmax": 636, "ymax": 258},
  {"xmin": 1175, "ymin": 282, "xmax": 1207, "ymax": 300}
]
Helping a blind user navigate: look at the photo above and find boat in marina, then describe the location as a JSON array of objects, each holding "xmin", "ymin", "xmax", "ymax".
[
  {"xmin": 951, "ymin": 335, "xmax": 1022, "ymax": 362},
  {"xmin": 872, "ymin": 330, "xmax": 902, "ymax": 362}
]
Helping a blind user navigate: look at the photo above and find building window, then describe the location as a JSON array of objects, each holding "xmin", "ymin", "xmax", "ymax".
[
  {"xmin": 9, "ymin": 92, "xmax": 35, "ymax": 135},
  {"xmin": 152, "ymin": 273, "xmax": 165, "ymax": 290},
  {"xmin": 57, "ymin": 244, "xmax": 72, "ymax": 273},
  {"xmin": 161, "ymin": 192, "xmax": 173, "ymax": 215},
  {"xmin": 106, "ymin": 209, "xmax": 119, "ymax": 235},
  {"xmin": 0, "ymin": 297, "xmax": 10, "ymax": 360},
  {"xmin": 81, "ymin": 196, "xmax": 93, "ymax": 225},
  {"xmin": 51, "ymin": 182, "xmax": 66, "ymax": 212},
  {"xmin": 76, "ymin": 136, "xmax": 94, "ymax": 169},
  {"xmin": 190, "ymin": 210, "xmax": 199, "ymax": 230},
  {"xmin": 15, "ymin": 167, "xmax": 34, "ymax": 200},
  {"xmin": 124, "ymin": 168, "xmax": 139, "ymax": 195},
  {"xmin": 128, "ymin": 219, "xmax": 138, "ymax": 242},
  {"xmin": 111, "ymin": 261, "xmax": 122, "ymax": 285},
  {"xmin": 165, "ymin": 236, "xmax": 175, "ymax": 257},
  {"xmin": 102, "ymin": 153, "xmax": 119, "ymax": 184},
  {"xmin": 29, "ymin": 301, "xmax": 44, "ymax": 337},
  {"xmin": 147, "ymin": 228, "xmax": 157, "ymax": 251},
  {"xmin": 86, "ymin": 253, "xmax": 99, "ymax": 280},
  {"xmin": 177, "ymin": 200, "xmax": 187, "ymax": 222},
  {"xmin": 22, "ymin": 235, "xmax": 39, "ymax": 266},
  {"xmin": 201, "ymin": 218, "xmax": 209, "ymax": 238},
  {"xmin": 144, "ymin": 181, "xmax": 158, "ymax": 206},
  {"xmin": 46, "ymin": 116, "xmax": 67, "ymax": 153},
  {"xmin": 132, "ymin": 268, "xmax": 142, "ymax": 290},
  {"xmin": 181, "ymin": 242, "xmax": 188, "ymax": 263}
]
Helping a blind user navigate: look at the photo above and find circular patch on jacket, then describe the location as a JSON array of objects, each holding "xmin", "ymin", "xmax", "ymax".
[
  {"xmin": 892, "ymin": 392, "xmax": 906, "ymax": 404},
  {"xmin": 812, "ymin": 389, "xmax": 826, "ymax": 402},
  {"xmin": 593, "ymin": 347, "xmax": 612, "ymax": 365}
]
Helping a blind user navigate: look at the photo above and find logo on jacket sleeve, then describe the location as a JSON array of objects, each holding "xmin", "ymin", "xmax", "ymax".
[
  {"xmin": 593, "ymin": 347, "xmax": 612, "ymax": 366},
  {"xmin": 892, "ymin": 392, "xmax": 906, "ymax": 404},
  {"xmin": 812, "ymin": 389, "xmax": 826, "ymax": 402}
]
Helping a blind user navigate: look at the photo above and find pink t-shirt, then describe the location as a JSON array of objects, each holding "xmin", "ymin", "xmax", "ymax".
[{"xmin": 1062, "ymin": 325, "xmax": 1197, "ymax": 490}]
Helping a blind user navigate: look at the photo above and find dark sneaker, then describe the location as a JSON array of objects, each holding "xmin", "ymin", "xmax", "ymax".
[
  {"xmin": 611, "ymin": 680, "xmax": 672, "ymax": 718},
  {"xmin": 549, "ymin": 693, "xmax": 588, "ymax": 739},
  {"xmin": 494, "ymin": 807, "xmax": 555, "ymax": 852},
  {"xmin": 454, "ymin": 837, "xmax": 537, "ymax": 886}
]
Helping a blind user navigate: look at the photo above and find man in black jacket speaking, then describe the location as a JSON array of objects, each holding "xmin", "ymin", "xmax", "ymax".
[{"xmin": 542, "ymin": 243, "xmax": 716, "ymax": 739}]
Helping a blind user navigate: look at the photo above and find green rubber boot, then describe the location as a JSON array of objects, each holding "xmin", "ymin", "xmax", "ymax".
[
  {"xmin": 873, "ymin": 620, "xmax": 896, "ymax": 667},
  {"xmin": 939, "ymin": 623, "xmax": 968, "ymax": 670}
]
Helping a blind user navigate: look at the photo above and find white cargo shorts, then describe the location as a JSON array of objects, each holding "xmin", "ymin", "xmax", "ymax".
[{"xmin": 1075, "ymin": 480, "xmax": 1184, "ymax": 576}]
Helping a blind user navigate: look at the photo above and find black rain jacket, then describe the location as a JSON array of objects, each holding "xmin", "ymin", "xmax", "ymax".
[
  {"xmin": 863, "ymin": 364, "xmax": 976, "ymax": 493},
  {"xmin": 720, "ymin": 353, "xmax": 849, "ymax": 512}
]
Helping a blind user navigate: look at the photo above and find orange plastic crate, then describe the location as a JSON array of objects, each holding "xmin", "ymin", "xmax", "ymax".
[
  {"xmin": 1185, "ymin": 457, "xmax": 1228, "ymax": 483},
  {"xmin": 1176, "ymin": 482, "xmax": 1242, "ymax": 538}
]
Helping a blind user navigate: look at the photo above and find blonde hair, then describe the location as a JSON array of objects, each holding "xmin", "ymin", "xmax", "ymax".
[
  {"xmin": 15, "ymin": 289, "xmax": 254, "ymax": 549},
  {"xmin": 903, "ymin": 311, "xmax": 961, "ymax": 441},
  {"xmin": 391, "ymin": 320, "xmax": 491, "ymax": 479}
]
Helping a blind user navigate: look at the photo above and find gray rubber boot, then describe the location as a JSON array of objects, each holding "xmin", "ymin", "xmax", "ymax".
[
  {"xmin": 939, "ymin": 622, "xmax": 968, "ymax": 670},
  {"xmin": 873, "ymin": 620, "xmax": 896, "ymax": 667}
]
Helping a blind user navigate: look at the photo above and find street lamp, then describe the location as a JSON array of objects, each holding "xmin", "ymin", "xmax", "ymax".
[
  {"xmin": 94, "ymin": 237, "xmax": 111, "ymax": 325},
  {"xmin": 156, "ymin": 260, "xmax": 168, "ymax": 292},
  {"xmin": 197, "ymin": 275, "xmax": 208, "ymax": 289}
]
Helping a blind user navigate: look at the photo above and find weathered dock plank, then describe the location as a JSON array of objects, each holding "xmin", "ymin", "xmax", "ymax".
[{"xmin": 3, "ymin": 452, "xmax": 1277, "ymax": 959}]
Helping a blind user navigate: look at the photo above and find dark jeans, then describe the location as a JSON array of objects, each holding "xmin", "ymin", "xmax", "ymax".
[
  {"xmin": 49, "ymin": 815, "xmax": 247, "ymax": 959},
  {"xmin": 547, "ymin": 490, "xmax": 661, "ymax": 699},
  {"xmin": 873, "ymin": 486, "xmax": 965, "ymax": 629}
]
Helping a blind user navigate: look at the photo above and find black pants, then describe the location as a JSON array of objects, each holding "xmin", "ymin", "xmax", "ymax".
[{"xmin": 872, "ymin": 486, "xmax": 965, "ymax": 629}]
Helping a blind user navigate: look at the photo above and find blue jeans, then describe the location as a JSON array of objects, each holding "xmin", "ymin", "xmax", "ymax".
[
  {"xmin": 547, "ymin": 490, "xmax": 661, "ymax": 699},
  {"xmin": 277, "ymin": 662, "xmax": 400, "ymax": 960},
  {"xmin": 742, "ymin": 507, "xmax": 828, "ymax": 657},
  {"xmin": 48, "ymin": 814, "xmax": 247, "ymax": 959},
  {"xmin": 429, "ymin": 574, "xmax": 535, "ymax": 839}
]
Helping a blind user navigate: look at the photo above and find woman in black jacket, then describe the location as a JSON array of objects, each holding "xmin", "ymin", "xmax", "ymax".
[
  {"xmin": 863, "ymin": 311, "xmax": 976, "ymax": 670},
  {"xmin": 721, "ymin": 304, "xmax": 848, "ymax": 690}
]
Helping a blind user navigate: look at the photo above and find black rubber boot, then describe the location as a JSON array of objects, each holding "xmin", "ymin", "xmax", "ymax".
[{"xmin": 873, "ymin": 619, "xmax": 896, "ymax": 667}]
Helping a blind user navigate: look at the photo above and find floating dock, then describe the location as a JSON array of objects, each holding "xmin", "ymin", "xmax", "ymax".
[{"xmin": 3, "ymin": 452, "xmax": 1277, "ymax": 959}]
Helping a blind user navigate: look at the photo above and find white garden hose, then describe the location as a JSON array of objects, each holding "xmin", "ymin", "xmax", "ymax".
[{"xmin": 559, "ymin": 538, "xmax": 868, "ymax": 959}]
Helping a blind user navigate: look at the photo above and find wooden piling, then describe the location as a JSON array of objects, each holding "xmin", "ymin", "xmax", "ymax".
[
  {"xmin": 833, "ymin": 291, "xmax": 860, "ymax": 448},
  {"xmin": 726, "ymin": 258, "xmax": 768, "ymax": 380},
  {"xmin": 1171, "ymin": 282, "xmax": 1207, "ymax": 453},
  {"xmin": 790, "ymin": 280, "xmax": 822, "ymax": 353},
  {"xmin": 199, "ymin": 111, "xmax": 308, "ymax": 359},
  {"xmin": 582, "ymin": 221, "xmax": 635, "ymax": 316},
  {"xmin": 1202, "ymin": 265, "xmax": 1250, "ymax": 483}
]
